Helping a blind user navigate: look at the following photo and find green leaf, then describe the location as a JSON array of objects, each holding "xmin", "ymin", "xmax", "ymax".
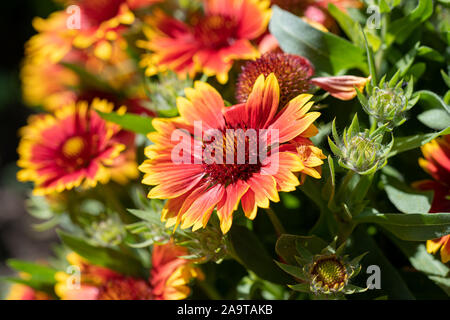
[
  {"xmin": 350, "ymin": 227, "xmax": 415, "ymax": 299},
  {"xmin": 441, "ymin": 70, "xmax": 450, "ymax": 88},
  {"xmin": 327, "ymin": 4, "xmax": 363, "ymax": 46},
  {"xmin": 128, "ymin": 209, "xmax": 163, "ymax": 225},
  {"xmin": 288, "ymin": 283, "xmax": 310, "ymax": 293},
  {"xmin": 387, "ymin": 237, "xmax": 450, "ymax": 296},
  {"xmin": 97, "ymin": 110, "xmax": 154, "ymax": 135},
  {"xmin": 388, "ymin": 127, "xmax": 450, "ymax": 157},
  {"xmin": 381, "ymin": 174, "xmax": 433, "ymax": 214},
  {"xmin": 386, "ymin": 0, "xmax": 433, "ymax": 46},
  {"xmin": 7, "ymin": 259, "xmax": 57, "ymax": 284},
  {"xmin": 228, "ymin": 225, "xmax": 291, "ymax": 284},
  {"xmin": 58, "ymin": 231, "xmax": 145, "ymax": 277},
  {"xmin": 415, "ymin": 90, "xmax": 450, "ymax": 113},
  {"xmin": 418, "ymin": 109, "xmax": 450, "ymax": 130},
  {"xmin": 417, "ymin": 46, "xmax": 445, "ymax": 62},
  {"xmin": 275, "ymin": 261, "xmax": 307, "ymax": 281},
  {"xmin": 275, "ymin": 234, "xmax": 327, "ymax": 265},
  {"xmin": 269, "ymin": 6, "xmax": 367, "ymax": 75},
  {"xmin": 354, "ymin": 208, "xmax": 450, "ymax": 241}
]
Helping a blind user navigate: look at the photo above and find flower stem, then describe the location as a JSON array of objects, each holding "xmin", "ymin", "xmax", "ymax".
[
  {"xmin": 198, "ymin": 280, "xmax": 223, "ymax": 300},
  {"xmin": 335, "ymin": 170, "xmax": 356, "ymax": 204},
  {"xmin": 264, "ymin": 207, "xmax": 286, "ymax": 236}
]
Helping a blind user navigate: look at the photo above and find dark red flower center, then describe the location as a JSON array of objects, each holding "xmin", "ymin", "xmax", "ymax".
[
  {"xmin": 202, "ymin": 127, "xmax": 270, "ymax": 185},
  {"xmin": 193, "ymin": 15, "xmax": 239, "ymax": 49}
]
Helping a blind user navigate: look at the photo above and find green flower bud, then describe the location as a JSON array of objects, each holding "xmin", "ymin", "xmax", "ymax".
[
  {"xmin": 146, "ymin": 71, "xmax": 193, "ymax": 117},
  {"xmin": 328, "ymin": 115, "xmax": 393, "ymax": 175},
  {"xmin": 177, "ymin": 225, "xmax": 228, "ymax": 263},
  {"xmin": 277, "ymin": 240, "xmax": 368, "ymax": 296},
  {"xmin": 356, "ymin": 71, "xmax": 418, "ymax": 129},
  {"xmin": 89, "ymin": 215, "xmax": 126, "ymax": 246}
]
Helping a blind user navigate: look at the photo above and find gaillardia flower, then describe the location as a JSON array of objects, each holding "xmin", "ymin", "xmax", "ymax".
[
  {"xmin": 140, "ymin": 73, "xmax": 324, "ymax": 234},
  {"xmin": 21, "ymin": 54, "xmax": 79, "ymax": 111},
  {"xmin": 7, "ymin": 284, "xmax": 51, "ymax": 300},
  {"xmin": 17, "ymin": 99, "xmax": 138, "ymax": 195},
  {"xmin": 137, "ymin": 0, "xmax": 271, "ymax": 84},
  {"xmin": 55, "ymin": 244, "xmax": 201, "ymax": 300},
  {"xmin": 150, "ymin": 242, "xmax": 204, "ymax": 300},
  {"xmin": 236, "ymin": 52, "xmax": 314, "ymax": 106},
  {"xmin": 414, "ymin": 135, "xmax": 450, "ymax": 263},
  {"xmin": 62, "ymin": 0, "xmax": 161, "ymax": 60}
]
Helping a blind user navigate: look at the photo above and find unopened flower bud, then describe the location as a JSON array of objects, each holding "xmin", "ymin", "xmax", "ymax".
[
  {"xmin": 277, "ymin": 241, "xmax": 367, "ymax": 295},
  {"xmin": 328, "ymin": 115, "xmax": 393, "ymax": 175},
  {"xmin": 357, "ymin": 72, "xmax": 418, "ymax": 128}
]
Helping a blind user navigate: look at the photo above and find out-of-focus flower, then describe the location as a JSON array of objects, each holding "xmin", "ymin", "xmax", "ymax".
[
  {"xmin": 328, "ymin": 115, "xmax": 393, "ymax": 175},
  {"xmin": 62, "ymin": 0, "xmax": 161, "ymax": 60},
  {"xmin": 28, "ymin": 0, "xmax": 161, "ymax": 62},
  {"xmin": 140, "ymin": 74, "xmax": 324, "ymax": 233},
  {"xmin": 55, "ymin": 252, "xmax": 152, "ymax": 300},
  {"xmin": 311, "ymin": 75, "xmax": 370, "ymax": 101},
  {"xmin": 26, "ymin": 11, "xmax": 75, "ymax": 63},
  {"xmin": 21, "ymin": 55, "xmax": 79, "ymax": 111},
  {"xmin": 56, "ymin": 244, "xmax": 201, "ymax": 300},
  {"xmin": 151, "ymin": 242, "xmax": 204, "ymax": 300},
  {"xmin": 7, "ymin": 284, "xmax": 51, "ymax": 300},
  {"xmin": 17, "ymin": 99, "xmax": 138, "ymax": 195},
  {"xmin": 413, "ymin": 135, "xmax": 450, "ymax": 263},
  {"xmin": 237, "ymin": 52, "xmax": 314, "ymax": 107},
  {"xmin": 137, "ymin": 0, "xmax": 271, "ymax": 84},
  {"xmin": 277, "ymin": 241, "xmax": 367, "ymax": 295}
]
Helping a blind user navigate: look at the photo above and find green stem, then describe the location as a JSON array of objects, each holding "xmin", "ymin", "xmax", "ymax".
[
  {"xmin": 264, "ymin": 207, "xmax": 286, "ymax": 236},
  {"xmin": 335, "ymin": 170, "xmax": 356, "ymax": 204},
  {"xmin": 198, "ymin": 280, "xmax": 223, "ymax": 300}
]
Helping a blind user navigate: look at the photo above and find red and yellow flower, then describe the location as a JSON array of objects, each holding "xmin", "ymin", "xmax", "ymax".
[
  {"xmin": 63, "ymin": 0, "xmax": 162, "ymax": 60},
  {"xmin": 138, "ymin": 0, "xmax": 271, "ymax": 84},
  {"xmin": 151, "ymin": 242, "xmax": 204, "ymax": 300},
  {"xmin": 139, "ymin": 73, "xmax": 324, "ymax": 234},
  {"xmin": 17, "ymin": 99, "xmax": 139, "ymax": 195},
  {"xmin": 21, "ymin": 54, "xmax": 79, "ymax": 111},
  {"xmin": 55, "ymin": 244, "xmax": 201, "ymax": 300},
  {"xmin": 413, "ymin": 135, "xmax": 450, "ymax": 263}
]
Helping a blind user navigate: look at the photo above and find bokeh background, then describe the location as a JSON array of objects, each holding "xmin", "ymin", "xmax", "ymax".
[{"xmin": 0, "ymin": 0, "xmax": 60, "ymax": 297}]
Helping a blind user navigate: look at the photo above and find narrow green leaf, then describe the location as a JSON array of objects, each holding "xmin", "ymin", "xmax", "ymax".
[
  {"xmin": 389, "ymin": 127, "xmax": 450, "ymax": 157},
  {"xmin": 327, "ymin": 4, "xmax": 363, "ymax": 46},
  {"xmin": 275, "ymin": 261, "xmax": 308, "ymax": 281},
  {"xmin": 97, "ymin": 110, "xmax": 154, "ymax": 135},
  {"xmin": 7, "ymin": 260, "xmax": 57, "ymax": 284},
  {"xmin": 354, "ymin": 208, "xmax": 450, "ymax": 241},
  {"xmin": 288, "ymin": 283, "xmax": 311, "ymax": 293},
  {"xmin": 415, "ymin": 90, "xmax": 450, "ymax": 113},
  {"xmin": 386, "ymin": 0, "xmax": 433, "ymax": 46},
  {"xmin": 58, "ymin": 231, "xmax": 145, "ymax": 277}
]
